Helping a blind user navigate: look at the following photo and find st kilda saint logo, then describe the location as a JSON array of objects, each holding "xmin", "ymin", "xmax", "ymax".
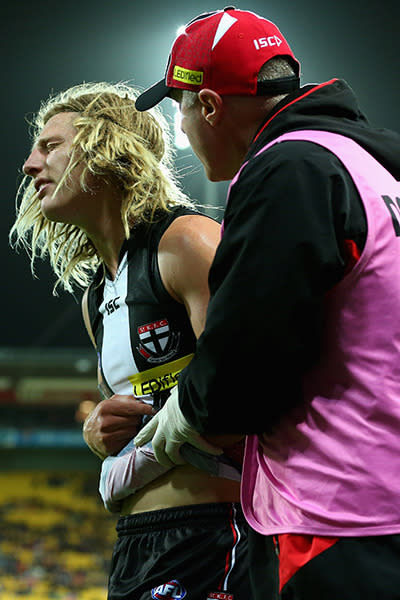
[{"xmin": 137, "ymin": 319, "xmax": 180, "ymax": 364}]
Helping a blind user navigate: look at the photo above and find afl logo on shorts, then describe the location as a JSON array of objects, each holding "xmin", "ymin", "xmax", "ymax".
[{"xmin": 151, "ymin": 579, "xmax": 187, "ymax": 599}]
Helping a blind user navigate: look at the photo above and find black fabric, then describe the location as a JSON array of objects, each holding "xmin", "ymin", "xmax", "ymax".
[
  {"xmin": 108, "ymin": 503, "xmax": 252, "ymax": 600},
  {"xmin": 248, "ymin": 528, "xmax": 400, "ymax": 600},
  {"xmin": 178, "ymin": 78, "xmax": 400, "ymax": 434},
  {"xmin": 256, "ymin": 76, "xmax": 300, "ymax": 95},
  {"xmin": 254, "ymin": 79, "xmax": 400, "ymax": 181}
]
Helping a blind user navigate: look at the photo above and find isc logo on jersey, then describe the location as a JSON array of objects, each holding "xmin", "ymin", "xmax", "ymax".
[{"xmin": 151, "ymin": 580, "xmax": 187, "ymax": 599}]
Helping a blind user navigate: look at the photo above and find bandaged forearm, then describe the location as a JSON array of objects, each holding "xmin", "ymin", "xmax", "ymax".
[{"xmin": 99, "ymin": 441, "xmax": 172, "ymax": 513}]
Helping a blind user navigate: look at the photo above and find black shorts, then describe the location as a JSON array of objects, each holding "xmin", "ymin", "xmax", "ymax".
[
  {"xmin": 108, "ymin": 502, "xmax": 251, "ymax": 600},
  {"xmin": 248, "ymin": 528, "xmax": 400, "ymax": 600}
]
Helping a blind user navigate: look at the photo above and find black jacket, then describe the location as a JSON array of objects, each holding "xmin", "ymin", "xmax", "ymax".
[{"xmin": 178, "ymin": 78, "xmax": 400, "ymax": 434}]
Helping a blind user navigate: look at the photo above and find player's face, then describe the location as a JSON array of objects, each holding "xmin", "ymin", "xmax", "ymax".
[{"xmin": 23, "ymin": 112, "xmax": 93, "ymax": 225}]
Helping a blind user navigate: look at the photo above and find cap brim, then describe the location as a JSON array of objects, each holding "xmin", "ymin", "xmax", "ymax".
[{"xmin": 135, "ymin": 79, "xmax": 172, "ymax": 111}]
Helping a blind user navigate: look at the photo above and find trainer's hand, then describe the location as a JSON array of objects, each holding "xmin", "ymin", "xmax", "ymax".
[
  {"xmin": 83, "ymin": 395, "xmax": 154, "ymax": 459},
  {"xmin": 134, "ymin": 386, "xmax": 223, "ymax": 467}
]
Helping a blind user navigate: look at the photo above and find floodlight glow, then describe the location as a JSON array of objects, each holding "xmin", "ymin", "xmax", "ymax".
[{"xmin": 173, "ymin": 105, "xmax": 190, "ymax": 149}]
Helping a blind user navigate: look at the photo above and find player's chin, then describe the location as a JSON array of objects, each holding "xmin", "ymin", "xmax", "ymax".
[
  {"xmin": 40, "ymin": 199, "xmax": 59, "ymax": 220},
  {"xmin": 40, "ymin": 200, "xmax": 71, "ymax": 224}
]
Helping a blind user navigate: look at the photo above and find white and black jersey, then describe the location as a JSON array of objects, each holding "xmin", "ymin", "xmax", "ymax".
[{"xmin": 87, "ymin": 207, "xmax": 202, "ymax": 410}]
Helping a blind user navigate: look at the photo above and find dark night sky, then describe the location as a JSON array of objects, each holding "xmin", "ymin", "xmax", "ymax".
[{"xmin": 3, "ymin": 0, "xmax": 400, "ymax": 349}]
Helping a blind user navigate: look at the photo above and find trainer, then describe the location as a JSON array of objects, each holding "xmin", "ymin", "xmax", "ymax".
[{"xmin": 135, "ymin": 7, "xmax": 400, "ymax": 599}]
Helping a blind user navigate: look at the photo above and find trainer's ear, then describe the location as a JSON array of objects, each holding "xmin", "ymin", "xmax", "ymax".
[{"xmin": 198, "ymin": 89, "xmax": 223, "ymax": 126}]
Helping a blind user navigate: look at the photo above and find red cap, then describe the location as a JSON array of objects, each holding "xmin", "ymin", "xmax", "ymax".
[{"xmin": 136, "ymin": 7, "xmax": 300, "ymax": 111}]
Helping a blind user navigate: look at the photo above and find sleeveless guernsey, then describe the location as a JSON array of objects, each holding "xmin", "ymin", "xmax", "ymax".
[
  {"xmin": 88, "ymin": 208, "xmax": 241, "ymax": 509},
  {"xmin": 87, "ymin": 208, "xmax": 198, "ymax": 407}
]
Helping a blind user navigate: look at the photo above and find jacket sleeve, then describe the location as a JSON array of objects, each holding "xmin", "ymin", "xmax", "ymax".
[{"xmin": 178, "ymin": 141, "xmax": 361, "ymax": 434}]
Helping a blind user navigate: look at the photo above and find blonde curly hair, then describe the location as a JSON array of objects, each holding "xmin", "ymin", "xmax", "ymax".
[{"xmin": 10, "ymin": 81, "xmax": 194, "ymax": 293}]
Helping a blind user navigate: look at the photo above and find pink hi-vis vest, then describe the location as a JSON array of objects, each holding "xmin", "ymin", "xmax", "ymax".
[{"xmin": 241, "ymin": 130, "xmax": 400, "ymax": 536}]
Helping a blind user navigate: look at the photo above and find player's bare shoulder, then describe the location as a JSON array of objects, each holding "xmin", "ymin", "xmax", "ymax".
[
  {"xmin": 159, "ymin": 213, "xmax": 221, "ymax": 259},
  {"xmin": 157, "ymin": 214, "xmax": 220, "ymax": 322}
]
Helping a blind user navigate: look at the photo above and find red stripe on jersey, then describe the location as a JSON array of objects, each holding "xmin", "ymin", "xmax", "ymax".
[
  {"xmin": 138, "ymin": 319, "xmax": 167, "ymax": 334},
  {"xmin": 139, "ymin": 347, "xmax": 151, "ymax": 359}
]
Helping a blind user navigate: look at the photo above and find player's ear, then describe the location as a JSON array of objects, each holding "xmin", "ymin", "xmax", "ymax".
[{"xmin": 198, "ymin": 89, "xmax": 223, "ymax": 126}]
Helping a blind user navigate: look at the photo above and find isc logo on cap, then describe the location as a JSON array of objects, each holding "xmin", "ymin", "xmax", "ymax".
[
  {"xmin": 253, "ymin": 35, "xmax": 282, "ymax": 50},
  {"xmin": 173, "ymin": 65, "xmax": 203, "ymax": 85}
]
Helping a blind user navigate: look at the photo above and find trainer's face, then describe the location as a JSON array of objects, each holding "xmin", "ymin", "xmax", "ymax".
[
  {"xmin": 178, "ymin": 92, "xmax": 233, "ymax": 182},
  {"xmin": 23, "ymin": 112, "xmax": 92, "ymax": 225}
]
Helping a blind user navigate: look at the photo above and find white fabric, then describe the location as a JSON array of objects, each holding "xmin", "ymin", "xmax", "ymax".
[{"xmin": 99, "ymin": 440, "xmax": 170, "ymax": 512}]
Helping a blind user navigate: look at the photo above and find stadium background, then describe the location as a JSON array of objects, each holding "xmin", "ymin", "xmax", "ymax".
[{"xmin": 2, "ymin": 0, "xmax": 399, "ymax": 597}]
